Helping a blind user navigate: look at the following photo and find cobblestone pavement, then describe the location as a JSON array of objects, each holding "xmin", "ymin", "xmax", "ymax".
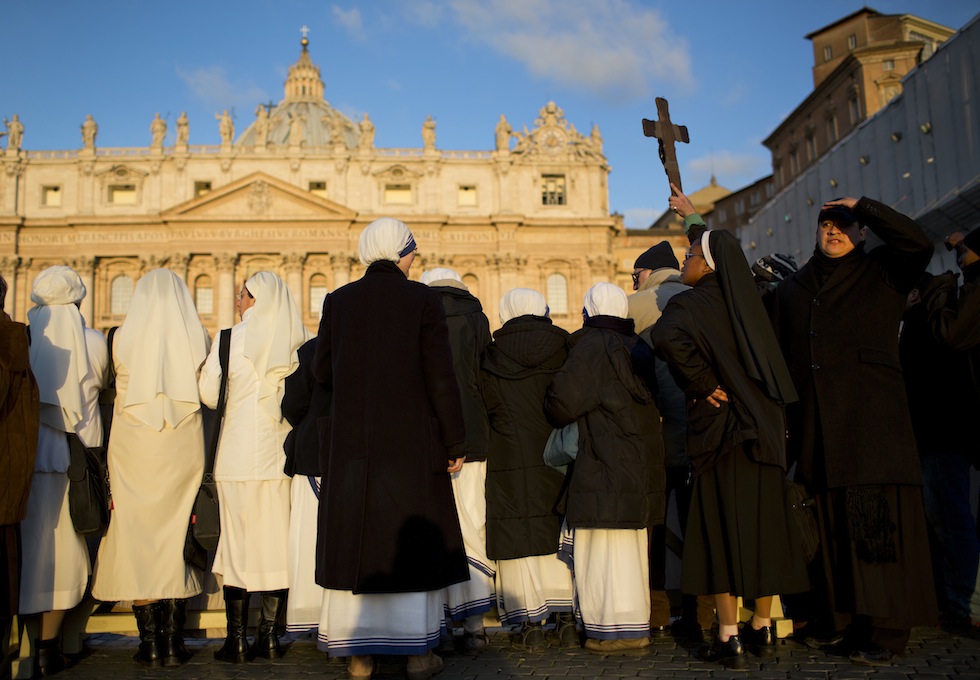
[{"xmin": 47, "ymin": 626, "xmax": 980, "ymax": 680}]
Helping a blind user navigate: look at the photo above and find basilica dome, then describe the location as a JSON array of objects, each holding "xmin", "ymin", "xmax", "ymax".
[{"xmin": 236, "ymin": 37, "xmax": 359, "ymax": 149}]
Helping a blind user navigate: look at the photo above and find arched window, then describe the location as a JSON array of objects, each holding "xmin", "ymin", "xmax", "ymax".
[
  {"xmin": 195, "ymin": 274, "xmax": 214, "ymax": 315},
  {"xmin": 546, "ymin": 273, "xmax": 568, "ymax": 315},
  {"xmin": 309, "ymin": 274, "xmax": 328, "ymax": 316},
  {"xmin": 110, "ymin": 275, "xmax": 134, "ymax": 316}
]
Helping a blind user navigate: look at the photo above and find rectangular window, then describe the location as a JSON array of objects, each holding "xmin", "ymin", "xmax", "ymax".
[
  {"xmin": 750, "ymin": 191, "xmax": 760, "ymax": 207},
  {"xmin": 806, "ymin": 135, "xmax": 817, "ymax": 162},
  {"xmin": 826, "ymin": 115, "xmax": 838, "ymax": 143},
  {"xmin": 735, "ymin": 199, "xmax": 745, "ymax": 215},
  {"xmin": 789, "ymin": 150, "xmax": 799, "ymax": 176},
  {"xmin": 195, "ymin": 287, "xmax": 214, "ymax": 315},
  {"xmin": 541, "ymin": 174, "xmax": 566, "ymax": 206},
  {"xmin": 849, "ymin": 98, "xmax": 861, "ymax": 124},
  {"xmin": 109, "ymin": 184, "xmax": 137, "ymax": 205},
  {"xmin": 883, "ymin": 59, "xmax": 895, "ymax": 71},
  {"xmin": 309, "ymin": 285, "xmax": 328, "ymax": 315},
  {"xmin": 765, "ymin": 183, "xmax": 774, "ymax": 198},
  {"xmin": 457, "ymin": 185, "xmax": 477, "ymax": 207},
  {"xmin": 194, "ymin": 181, "xmax": 212, "ymax": 197},
  {"xmin": 41, "ymin": 185, "xmax": 62, "ymax": 207},
  {"xmin": 384, "ymin": 183, "xmax": 412, "ymax": 204},
  {"xmin": 308, "ymin": 181, "xmax": 327, "ymax": 198},
  {"xmin": 823, "ymin": 45, "xmax": 833, "ymax": 62},
  {"xmin": 847, "ymin": 34, "xmax": 857, "ymax": 49}
]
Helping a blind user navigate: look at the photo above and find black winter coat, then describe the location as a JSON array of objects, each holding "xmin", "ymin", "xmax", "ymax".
[
  {"xmin": 545, "ymin": 316, "xmax": 665, "ymax": 530},
  {"xmin": 313, "ymin": 260, "xmax": 468, "ymax": 594},
  {"xmin": 282, "ymin": 338, "xmax": 329, "ymax": 477},
  {"xmin": 924, "ymin": 262, "xmax": 980, "ymax": 407},
  {"xmin": 772, "ymin": 197, "xmax": 933, "ymax": 490},
  {"xmin": 432, "ymin": 283, "xmax": 491, "ymax": 460},
  {"xmin": 481, "ymin": 315, "xmax": 569, "ymax": 560}
]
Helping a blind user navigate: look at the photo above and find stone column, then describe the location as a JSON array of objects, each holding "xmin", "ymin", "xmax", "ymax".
[
  {"xmin": 330, "ymin": 252, "xmax": 354, "ymax": 289},
  {"xmin": 169, "ymin": 253, "xmax": 190, "ymax": 282},
  {"xmin": 586, "ymin": 254, "xmax": 616, "ymax": 286},
  {"xmin": 215, "ymin": 253, "xmax": 238, "ymax": 329},
  {"xmin": 14, "ymin": 257, "xmax": 31, "ymax": 323},
  {"xmin": 493, "ymin": 252, "xmax": 526, "ymax": 296},
  {"xmin": 282, "ymin": 252, "xmax": 306, "ymax": 310},
  {"xmin": 0, "ymin": 256, "xmax": 20, "ymax": 318},
  {"xmin": 72, "ymin": 257, "xmax": 96, "ymax": 326}
]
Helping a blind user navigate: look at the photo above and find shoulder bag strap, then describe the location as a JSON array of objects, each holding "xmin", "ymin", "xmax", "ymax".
[
  {"xmin": 203, "ymin": 329, "xmax": 232, "ymax": 478},
  {"xmin": 105, "ymin": 326, "xmax": 118, "ymax": 388}
]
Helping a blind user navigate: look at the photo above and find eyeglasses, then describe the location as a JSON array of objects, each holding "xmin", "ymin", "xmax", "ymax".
[
  {"xmin": 630, "ymin": 270, "xmax": 649, "ymax": 283},
  {"xmin": 684, "ymin": 252, "xmax": 702, "ymax": 261}
]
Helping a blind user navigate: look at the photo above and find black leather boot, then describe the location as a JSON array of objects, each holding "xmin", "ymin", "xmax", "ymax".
[
  {"xmin": 33, "ymin": 637, "xmax": 69, "ymax": 677},
  {"xmin": 214, "ymin": 586, "xmax": 250, "ymax": 663},
  {"xmin": 132, "ymin": 603, "xmax": 164, "ymax": 667},
  {"xmin": 249, "ymin": 589, "xmax": 287, "ymax": 660},
  {"xmin": 159, "ymin": 598, "xmax": 192, "ymax": 667}
]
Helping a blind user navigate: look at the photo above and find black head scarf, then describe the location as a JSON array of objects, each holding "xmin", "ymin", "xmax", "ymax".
[{"xmin": 701, "ymin": 230, "xmax": 798, "ymax": 406}]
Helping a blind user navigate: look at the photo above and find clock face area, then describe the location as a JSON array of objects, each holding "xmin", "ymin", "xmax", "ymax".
[{"xmin": 539, "ymin": 127, "xmax": 566, "ymax": 154}]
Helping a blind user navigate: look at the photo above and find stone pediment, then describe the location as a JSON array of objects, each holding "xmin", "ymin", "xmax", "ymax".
[
  {"xmin": 96, "ymin": 164, "xmax": 149, "ymax": 181},
  {"xmin": 372, "ymin": 164, "xmax": 423, "ymax": 181},
  {"xmin": 161, "ymin": 172, "xmax": 357, "ymax": 221}
]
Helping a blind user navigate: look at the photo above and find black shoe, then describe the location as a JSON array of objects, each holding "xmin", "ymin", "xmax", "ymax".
[
  {"xmin": 649, "ymin": 625, "xmax": 672, "ymax": 639},
  {"xmin": 249, "ymin": 590, "xmax": 287, "ymax": 660},
  {"xmin": 849, "ymin": 643, "xmax": 894, "ymax": 666},
  {"xmin": 803, "ymin": 633, "xmax": 845, "ymax": 652},
  {"xmin": 132, "ymin": 603, "xmax": 164, "ymax": 668},
  {"xmin": 740, "ymin": 623, "xmax": 776, "ymax": 657},
  {"xmin": 33, "ymin": 637, "xmax": 70, "ymax": 677},
  {"xmin": 699, "ymin": 634, "xmax": 747, "ymax": 669},
  {"xmin": 158, "ymin": 599, "xmax": 192, "ymax": 667},
  {"xmin": 214, "ymin": 586, "xmax": 251, "ymax": 663}
]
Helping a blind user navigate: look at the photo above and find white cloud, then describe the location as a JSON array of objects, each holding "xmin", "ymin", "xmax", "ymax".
[
  {"xmin": 686, "ymin": 150, "xmax": 771, "ymax": 187},
  {"xmin": 448, "ymin": 0, "xmax": 693, "ymax": 102},
  {"xmin": 176, "ymin": 66, "xmax": 268, "ymax": 112},
  {"xmin": 623, "ymin": 207, "xmax": 659, "ymax": 230},
  {"xmin": 403, "ymin": 1, "xmax": 444, "ymax": 27},
  {"xmin": 331, "ymin": 5, "xmax": 365, "ymax": 41}
]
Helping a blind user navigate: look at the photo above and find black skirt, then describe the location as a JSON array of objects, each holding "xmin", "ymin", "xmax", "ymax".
[
  {"xmin": 682, "ymin": 443, "xmax": 810, "ymax": 599},
  {"xmin": 814, "ymin": 484, "xmax": 937, "ymax": 632}
]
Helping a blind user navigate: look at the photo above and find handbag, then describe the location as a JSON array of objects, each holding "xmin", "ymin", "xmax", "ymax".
[
  {"xmin": 785, "ymin": 479, "xmax": 820, "ymax": 563},
  {"xmin": 66, "ymin": 433, "xmax": 110, "ymax": 536},
  {"xmin": 184, "ymin": 328, "xmax": 231, "ymax": 570}
]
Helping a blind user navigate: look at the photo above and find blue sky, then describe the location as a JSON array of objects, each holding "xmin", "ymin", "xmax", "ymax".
[{"xmin": 2, "ymin": 1, "xmax": 975, "ymax": 229}]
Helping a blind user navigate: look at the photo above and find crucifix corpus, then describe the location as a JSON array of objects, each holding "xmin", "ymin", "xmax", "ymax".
[{"xmin": 642, "ymin": 97, "xmax": 690, "ymax": 193}]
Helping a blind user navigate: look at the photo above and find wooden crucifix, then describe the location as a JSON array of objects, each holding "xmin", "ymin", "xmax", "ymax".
[{"xmin": 642, "ymin": 97, "xmax": 690, "ymax": 193}]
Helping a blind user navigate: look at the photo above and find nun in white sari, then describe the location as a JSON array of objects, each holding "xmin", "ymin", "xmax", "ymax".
[
  {"xmin": 21, "ymin": 266, "xmax": 109, "ymax": 676},
  {"xmin": 91, "ymin": 269, "xmax": 211, "ymax": 667},
  {"xmin": 199, "ymin": 271, "xmax": 309, "ymax": 663}
]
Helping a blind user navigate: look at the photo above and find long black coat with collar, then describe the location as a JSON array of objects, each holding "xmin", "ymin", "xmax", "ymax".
[
  {"xmin": 313, "ymin": 260, "xmax": 468, "ymax": 594},
  {"xmin": 771, "ymin": 197, "xmax": 933, "ymax": 491}
]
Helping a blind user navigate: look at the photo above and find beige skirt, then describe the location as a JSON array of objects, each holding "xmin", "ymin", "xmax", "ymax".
[
  {"xmin": 212, "ymin": 479, "xmax": 291, "ymax": 591},
  {"xmin": 286, "ymin": 475, "xmax": 324, "ymax": 631},
  {"xmin": 91, "ymin": 431, "xmax": 203, "ymax": 601},
  {"xmin": 19, "ymin": 472, "xmax": 90, "ymax": 614}
]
